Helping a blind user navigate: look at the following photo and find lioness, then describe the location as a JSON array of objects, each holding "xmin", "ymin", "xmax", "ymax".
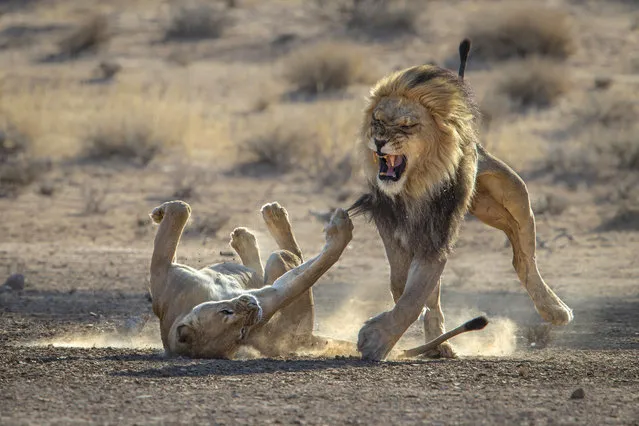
[
  {"xmin": 350, "ymin": 40, "xmax": 573, "ymax": 361},
  {"xmin": 149, "ymin": 200, "xmax": 353, "ymax": 358}
]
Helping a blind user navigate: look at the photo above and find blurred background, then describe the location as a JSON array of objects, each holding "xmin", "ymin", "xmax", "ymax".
[{"xmin": 0, "ymin": 0, "xmax": 637, "ymax": 351}]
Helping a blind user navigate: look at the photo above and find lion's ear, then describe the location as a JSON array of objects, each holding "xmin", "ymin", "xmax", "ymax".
[{"xmin": 177, "ymin": 324, "xmax": 194, "ymax": 344}]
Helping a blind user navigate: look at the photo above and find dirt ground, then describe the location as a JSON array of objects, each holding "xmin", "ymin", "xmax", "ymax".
[{"xmin": 1, "ymin": 0, "xmax": 639, "ymax": 425}]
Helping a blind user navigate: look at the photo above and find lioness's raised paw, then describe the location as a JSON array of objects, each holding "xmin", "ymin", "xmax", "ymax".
[
  {"xmin": 324, "ymin": 208, "xmax": 353, "ymax": 250},
  {"xmin": 261, "ymin": 202, "xmax": 290, "ymax": 229},
  {"xmin": 230, "ymin": 227, "xmax": 259, "ymax": 257},
  {"xmin": 357, "ymin": 311, "xmax": 399, "ymax": 361},
  {"xmin": 150, "ymin": 200, "xmax": 191, "ymax": 224}
]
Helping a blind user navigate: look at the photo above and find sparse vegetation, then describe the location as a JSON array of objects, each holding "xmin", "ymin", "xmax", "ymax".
[
  {"xmin": 467, "ymin": 5, "xmax": 575, "ymax": 62},
  {"xmin": 81, "ymin": 183, "xmax": 108, "ymax": 215},
  {"xmin": 283, "ymin": 43, "xmax": 371, "ymax": 95},
  {"xmin": 495, "ymin": 59, "xmax": 570, "ymax": 110},
  {"xmin": 165, "ymin": 2, "xmax": 232, "ymax": 40},
  {"xmin": 0, "ymin": 119, "xmax": 47, "ymax": 197},
  {"xmin": 58, "ymin": 15, "xmax": 109, "ymax": 58},
  {"xmin": 314, "ymin": 0, "xmax": 419, "ymax": 38},
  {"xmin": 242, "ymin": 126, "xmax": 312, "ymax": 173},
  {"xmin": 83, "ymin": 121, "xmax": 165, "ymax": 166}
]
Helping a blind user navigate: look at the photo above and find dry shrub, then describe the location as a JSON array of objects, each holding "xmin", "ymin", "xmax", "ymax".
[
  {"xmin": 495, "ymin": 59, "xmax": 570, "ymax": 110},
  {"xmin": 575, "ymin": 91, "xmax": 638, "ymax": 129},
  {"xmin": 344, "ymin": 0, "xmax": 418, "ymax": 37},
  {"xmin": 468, "ymin": 5, "xmax": 574, "ymax": 62},
  {"xmin": 240, "ymin": 102, "xmax": 357, "ymax": 185},
  {"xmin": 184, "ymin": 213, "xmax": 231, "ymax": 238},
  {"xmin": 313, "ymin": 0, "xmax": 418, "ymax": 38},
  {"xmin": 81, "ymin": 94, "xmax": 189, "ymax": 166},
  {"xmin": 165, "ymin": 2, "xmax": 231, "ymax": 40},
  {"xmin": 243, "ymin": 126, "xmax": 311, "ymax": 173},
  {"xmin": 58, "ymin": 15, "xmax": 109, "ymax": 58},
  {"xmin": 283, "ymin": 43, "xmax": 372, "ymax": 95},
  {"xmin": 0, "ymin": 118, "xmax": 48, "ymax": 197}
]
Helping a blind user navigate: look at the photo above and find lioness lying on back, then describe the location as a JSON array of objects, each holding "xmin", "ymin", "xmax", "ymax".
[{"xmin": 149, "ymin": 200, "xmax": 353, "ymax": 358}]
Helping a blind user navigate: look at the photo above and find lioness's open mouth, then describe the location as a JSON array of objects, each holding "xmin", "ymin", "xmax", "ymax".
[{"xmin": 375, "ymin": 153, "xmax": 407, "ymax": 182}]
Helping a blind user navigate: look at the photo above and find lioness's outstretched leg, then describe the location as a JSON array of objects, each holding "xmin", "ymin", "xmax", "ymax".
[
  {"xmin": 230, "ymin": 227, "xmax": 265, "ymax": 284},
  {"xmin": 470, "ymin": 146, "xmax": 573, "ymax": 325},
  {"xmin": 261, "ymin": 202, "xmax": 313, "ymax": 340}
]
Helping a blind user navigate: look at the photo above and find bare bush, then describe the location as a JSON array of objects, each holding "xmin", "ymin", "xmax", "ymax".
[
  {"xmin": 165, "ymin": 2, "xmax": 231, "ymax": 40},
  {"xmin": 283, "ymin": 43, "xmax": 371, "ymax": 95},
  {"xmin": 81, "ymin": 184, "xmax": 108, "ymax": 215},
  {"xmin": 242, "ymin": 126, "xmax": 312, "ymax": 172},
  {"xmin": 495, "ymin": 59, "xmax": 570, "ymax": 110},
  {"xmin": 314, "ymin": 0, "xmax": 419, "ymax": 38},
  {"xmin": 0, "ymin": 121, "xmax": 47, "ymax": 197},
  {"xmin": 468, "ymin": 5, "xmax": 574, "ymax": 62},
  {"xmin": 58, "ymin": 15, "xmax": 109, "ymax": 58}
]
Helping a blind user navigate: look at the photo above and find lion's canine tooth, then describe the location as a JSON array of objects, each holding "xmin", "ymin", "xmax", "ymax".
[{"xmin": 389, "ymin": 155, "xmax": 396, "ymax": 167}]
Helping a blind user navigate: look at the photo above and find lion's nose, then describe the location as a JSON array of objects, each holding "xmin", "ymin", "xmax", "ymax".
[{"xmin": 374, "ymin": 138, "xmax": 387, "ymax": 151}]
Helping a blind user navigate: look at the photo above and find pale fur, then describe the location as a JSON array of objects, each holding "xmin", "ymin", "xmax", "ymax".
[{"xmin": 149, "ymin": 200, "xmax": 353, "ymax": 359}]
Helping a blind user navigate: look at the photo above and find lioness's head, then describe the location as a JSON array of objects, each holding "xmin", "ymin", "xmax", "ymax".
[
  {"xmin": 360, "ymin": 64, "xmax": 479, "ymax": 199},
  {"xmin": 168, "ymin": 294, "xmax": 262, "ymax": 359}
]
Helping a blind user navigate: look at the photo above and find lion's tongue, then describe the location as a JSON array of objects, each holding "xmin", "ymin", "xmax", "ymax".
[{"xmin": 384, "ymin": 155, "xmax": 403, "ymax": 176}]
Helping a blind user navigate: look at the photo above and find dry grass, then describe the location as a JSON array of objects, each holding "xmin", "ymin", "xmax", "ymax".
[
  {"xmin": 283, "ymin": 43, "xmax": 372, "ymax": 95},
  {"xmin": 165, "ymin": 2, "xmax": 232, "ymax": 41},
  {"xmin": 239, "ymin": 101, "xmax": 358, "ymax": 184},
  {"xmin": 494, "ymin": 59, "xmax": 571, "ymax": 110},
  {"xmin": 242, "ymin": 126, "xmax": 312, "ymax": 173},
  {"xmin": 467, "ymin": 5, "xmax": 574, "ymax": 62},
  {"xmin": 57, "ymin": 15, "xmax": 109, "ymax": 58},
  {"xmin": 0, "ymin": 117, "xmax": 48, "ymax": 197},
  {"xmin": 314, "ymin": 0, "xmax": 419, "ymax": 38}
]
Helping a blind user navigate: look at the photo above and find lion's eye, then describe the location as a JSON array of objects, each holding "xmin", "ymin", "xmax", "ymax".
[
  {"xmin": 221, "ymin": 309, "xmax": 234, "ymax": 315},
  {"xmin": 400, "ymin": 124, "xmax": 417, "ymax": 131}
]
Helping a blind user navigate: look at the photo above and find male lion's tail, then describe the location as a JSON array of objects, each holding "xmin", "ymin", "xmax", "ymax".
[
  {"xmin": 458, "ymin": 38, "xmax": 471, "ymax": 80},
  {"xmin": 150, "ymin": 200, "xmax": 191, "ymax": 274}
]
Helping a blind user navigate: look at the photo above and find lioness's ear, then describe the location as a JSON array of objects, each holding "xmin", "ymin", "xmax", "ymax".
[{"xmin": 177, "ymin": 324, "xmax": 194, "ymax": 344}]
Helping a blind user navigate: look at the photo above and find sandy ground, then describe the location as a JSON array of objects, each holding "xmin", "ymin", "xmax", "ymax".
[{"xmin": 1, "ymin": 0, "xmax": 639, "ymax": 424}]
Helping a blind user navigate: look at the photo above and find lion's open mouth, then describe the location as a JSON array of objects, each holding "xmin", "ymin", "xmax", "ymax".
[{"xmin": 375, "ymin": 153, "xmax": 407, "ymax": 182}]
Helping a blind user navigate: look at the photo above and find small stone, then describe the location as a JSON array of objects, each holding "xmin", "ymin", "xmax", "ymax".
[
  {"xmin": 570, "ymin": 388, "xmax": 585, "ymax": 399},
  {"xmin": 219, "ymin": 250, "xmax": 235, "ymax": 257},
  {"xmin": 2, "ymin": 274, "xmax": 25, "ymax": 291}
]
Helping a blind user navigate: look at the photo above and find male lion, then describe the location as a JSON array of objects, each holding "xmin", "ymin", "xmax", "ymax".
[
  {"xmin": 350, "ymin": 40, "xmax": 573, "ymax": 361},
  {"xmin": 149, "ymin": 200, "xmax": 353, "ymax": 358}
]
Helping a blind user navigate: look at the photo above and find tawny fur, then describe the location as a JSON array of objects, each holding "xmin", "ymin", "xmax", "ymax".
[{"xmin": 350, "ymin": 45, "xmax": 572, "ymax": 361}]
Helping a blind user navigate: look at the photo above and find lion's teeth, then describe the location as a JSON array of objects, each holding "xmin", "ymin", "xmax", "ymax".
[{"xmin": 389, "ymin": 156, "xmax": 396, "ymax": 167}]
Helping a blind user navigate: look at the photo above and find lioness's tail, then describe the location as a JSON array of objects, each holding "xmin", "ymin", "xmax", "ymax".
[
  {"xmin": 150, "ymin": 200, "xmax": 191, "ymax": 273},
  {"xmin": 402, "ymin": 316, "xmax": 488, "ymax": 358}
]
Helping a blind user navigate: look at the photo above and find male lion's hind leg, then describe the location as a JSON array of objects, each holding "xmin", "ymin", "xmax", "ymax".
[
  {"xmin": 422, "ymin": 280, "xmax": 457, "ymax": 359},
  {"xmin": 230, "ymin": 227, "xmax": 264, "ymax": 284},
  {"xmin": 471, "ymin": 148, "xmax": 573, "ymax": 325}
]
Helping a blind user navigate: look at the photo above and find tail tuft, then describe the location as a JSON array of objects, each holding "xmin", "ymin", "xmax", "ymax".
[
  {"xmin": 458, "ymin": 38, "xmax": 471, "ymax": 80},
  {"xmin": 464, "ymin": 316, "xmax": 488, "ymax": 331}
]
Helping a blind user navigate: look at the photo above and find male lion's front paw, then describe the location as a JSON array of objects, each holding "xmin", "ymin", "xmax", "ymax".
[
  {"xmin": 324, "ymin": 208, "xmax": 353, "ymax": 250},
  {"xmin": 357, "ymin": 311, "xmax": 399, "ymax": 361},
  {"xmin": 420, "ymin": 342, "xmax": 458, "ymax": 359},
  {"xmin": 230, "ymin": 227, "xmax": 258, "ymax": 256}
]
